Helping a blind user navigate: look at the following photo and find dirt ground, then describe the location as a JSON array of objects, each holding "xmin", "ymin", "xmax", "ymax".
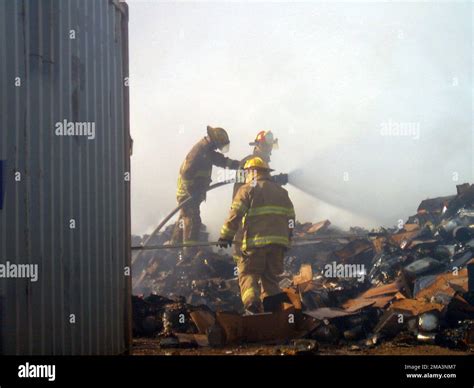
[{"xmin": 132, "ymin": 338, "xmax": 472, "ymax": 356}]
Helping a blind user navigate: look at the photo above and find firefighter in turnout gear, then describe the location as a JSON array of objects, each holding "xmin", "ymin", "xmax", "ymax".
[
  {"xmin": 231, "ymin": 131, "xmax": 280, "ymax": 285},
  {"xmin": 232, "ymin": 130, "xmax": 278, "ymax": 198},
  {"xmin": 171, "ymin": 126, "xmax": 240, "ymax": 259},
  {"xmin": 219, "ymin": 157, "xmax": 295, "ymax": 314}
]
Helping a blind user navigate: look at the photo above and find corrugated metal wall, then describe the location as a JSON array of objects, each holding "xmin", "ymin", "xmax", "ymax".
[{"xmin": 0, "ymin": 0, "xmax": 131, "ymax": 355}]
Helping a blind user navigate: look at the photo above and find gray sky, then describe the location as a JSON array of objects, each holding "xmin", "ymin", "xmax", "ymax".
[{"xmin": 128, "ymin": 0, "xmax": 473, "ymax": 237}]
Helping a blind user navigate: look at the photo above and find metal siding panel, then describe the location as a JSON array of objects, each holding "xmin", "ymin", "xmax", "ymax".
[
  {"xmin": 84, "ymin": 0, "xmax": 94, "ymax": 355},
  {"xmin": 14, "ymin": 0, "xmax": 28, "ymax": 356},
  {"xmin": 6, "ymin": 0, "xmax": 16, "ymax": 354},
  {"xmin": 122, "ymin": 1, "xmax": 132, "ymax": 354},
  {"xmin": 74, "ymin": 0, "xmax": 85, "ymax": 356},
  {"xmin": 66, "ymin": 0, "xmax": 74, "ymax": 355},
  {"xmin": 92, "ymin": 0, "xmax": 100, "ymax": 355},
  {"xmin": 106, "ymin": 3, "xmax": 113, "ymax": 354},
  {"xmin": 68, "ymin": 0, "xmax": 77, "ymax": 356},
  {"xmin": 102, "ymin": 0, "xmax": 112, "ymax": 349},
  {"xmin": 0, "ymin": 0, "xmax": 8, "ymax": 357},
  {"xmin": 27, "ymin": 0, "xmax": 41, "ymax": 355},
  {"xmin": 50, "ymin": 0, "xmax": 61, "ymax": 355},
  {"xmin": 97, "ymin": 0, "xmax": 105, "ymax": 355},
  {"xmin": 56, "ymin": 0, "xmax": 65, "ymax": 355},
  {"xmin": 1, "ymin": 0, "xmax": 13, "ymax": 354},
  {"xmin": 111, "ymin": 6, "xmax": 119, "ymax": 354},
  {"xmin": 39, "ymin": 0, "xmax": 55, "ymax": 355},
  {"xmin": 0, "ymin": 0, "xmax": 130, "ymax": 355}
]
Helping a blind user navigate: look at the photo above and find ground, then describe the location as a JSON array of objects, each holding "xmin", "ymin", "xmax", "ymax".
[{"xmin": 132, "ymin": 338, "xmax": 472, "ymax": 356}]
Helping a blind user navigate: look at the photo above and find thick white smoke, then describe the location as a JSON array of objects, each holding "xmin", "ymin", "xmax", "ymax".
[{"xmin": 128, "ymin": 1, "xmax": 473, "ymax": 236}]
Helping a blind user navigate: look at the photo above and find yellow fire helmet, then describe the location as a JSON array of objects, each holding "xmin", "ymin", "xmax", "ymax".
[
  {"xmin": 243, "ymin": 156, "xmax": 274, "ymax": 171},
  {"xmin": 207, "ymin": 125, "xmax": 230, "ymax": 152}
]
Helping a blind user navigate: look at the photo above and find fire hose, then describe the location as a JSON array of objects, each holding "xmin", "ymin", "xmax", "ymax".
[
  {"xmin": 131, "ymin": 174, "xmax": 288, "ymax": 264},
  {"xmin": 131, "ymin": 234, "xmax": 360, "ymax": 251},
  {"xmin": 132, "ymin": 179, "xmax": 235, "ymax": 265}
]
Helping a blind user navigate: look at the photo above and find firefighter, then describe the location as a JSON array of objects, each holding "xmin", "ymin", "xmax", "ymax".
[
  {"xmin": 171, "ymin": 126, "xmax": 240, "ymax": 260},
  {"xmin": 218, "ymin": 157, "xmax": 295, "ymax": 314},
  {"xmin": 232, "ymin": 130, "xmax": 278, "ymax": 198},
  {"xmin": 231, "ymin": 130, "xmax": 280, "ymax": 279}
]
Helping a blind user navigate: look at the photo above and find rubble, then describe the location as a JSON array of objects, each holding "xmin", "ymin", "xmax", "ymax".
[
  {"xmin": 274, "ymin": 339, "xmax": 319, "ymax": 355},
  {"xmin": 132, "ymin": 183, "xmax": 474, "ymax": 353},
  {"xmin": 133, "ymin": 224, "xmax": 241, "ymax": 312}
]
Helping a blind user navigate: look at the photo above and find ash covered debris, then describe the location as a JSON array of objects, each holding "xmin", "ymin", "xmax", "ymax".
[
  {"xmin": 132, "ymin": 223, "xmax": 241, "ymax": 313},
  {"xmin": 132, "ymin": 183, "xmax": 474, "ymax": 352}
]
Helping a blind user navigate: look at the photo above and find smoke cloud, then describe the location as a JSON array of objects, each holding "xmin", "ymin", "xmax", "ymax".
[{"xmin": 128, "ymin": 1, "xmax": 472, "ymax": 237}]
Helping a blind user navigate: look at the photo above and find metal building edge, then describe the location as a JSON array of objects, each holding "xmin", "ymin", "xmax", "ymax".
[{"xmin": 0, "ymin": 0, "xmax": 131, "ymax": 355}]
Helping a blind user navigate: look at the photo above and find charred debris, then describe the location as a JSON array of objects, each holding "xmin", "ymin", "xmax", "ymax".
[{"xmin": 132, "ymin": 183, "xmax": 474, "ymax": 351}]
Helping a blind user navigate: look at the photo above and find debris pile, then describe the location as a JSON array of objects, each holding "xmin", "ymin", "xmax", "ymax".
[
  {"xmin": 133, "ymin": 224, "xmax": 242, "ymax": 312},
  {"xmin": 132, "ymin": 183, "xmax": 474, "ymax": 352}
]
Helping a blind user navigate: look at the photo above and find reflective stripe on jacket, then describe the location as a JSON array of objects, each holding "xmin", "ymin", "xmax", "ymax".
[
  {"xmin": 220, "ymin": 176, "xmax": 295, "ymax": 250},
  {"xmin": 177, "ymin": 137, "xmax": 239, "ymax": 199}
]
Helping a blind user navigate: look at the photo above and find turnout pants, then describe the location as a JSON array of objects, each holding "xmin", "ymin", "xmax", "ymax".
[
  {"xmin": 237, "ymin": 245, "xmax": 285, "ymax": 309},
  {"xmin": 171, "ymin": 196, "xmax": 202, "ymax": 258}
]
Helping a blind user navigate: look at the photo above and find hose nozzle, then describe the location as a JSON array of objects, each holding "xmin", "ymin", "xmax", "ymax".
[{"xmin": 272, "ymin": 173, "xmax": 289, "ymax": 186}]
